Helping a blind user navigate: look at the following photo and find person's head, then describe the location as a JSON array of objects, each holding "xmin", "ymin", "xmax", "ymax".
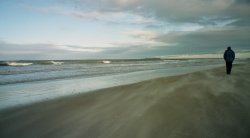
[{"xmin": 227, "ymin": 46, "xmax": 231, "ymax": 50}]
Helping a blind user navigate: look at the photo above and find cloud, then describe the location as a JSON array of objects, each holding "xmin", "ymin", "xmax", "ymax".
[
  {"xmin": 55, "ymin": 45, "xmax": 103, "ymax": 52},
  {"xmin": 160, "ymin": 52, "xmax": 250, "ymax": 59},
  {"xmin": 68, "ymin": 10, "xmax": 156, "ymax": 25},
  {"xmin": 28, "ymin": 0, "xmax": 250, "ymax": 35},
  {"xmin": 122, "ymin": 30, "xmax": 159, "ymax": 40},
  {"xmin": 28, "ymin": 4, "xmax": 156, "ymax": 25},
  {"xmin": 153, "ymin": 26, "xmax": 250, "ymax": 54},
  {"xmin": 62, "ymin": 0, "xmax": 250, "ymax": 25},
  {"xmin": 0, "ymin": 41, "xmax": 178, "ymax": 60},
  {"xmin": 23, "ymin": 0, "xmax": 250, "ymax": 28},
  {"xmin": 142, "ymin": 0, "xmax": 249, "ymax": 25},
  {"xmin": 198, "ymin": 17, "xmax": 239, "ymax": 26},
  {"xmin": 161, "ymin": 53, "xmax": 224, "ymax": 59},
  {"xmin": 3, "ymin": 0, "xmax": 249, "ymax": 59},
  {"xmin": 0, "ymin": 41, "xmax": 103, "ymax": 53},
  {"xmin": 0, "ymin": 41, "xmax": 104, "ymax": 60}
]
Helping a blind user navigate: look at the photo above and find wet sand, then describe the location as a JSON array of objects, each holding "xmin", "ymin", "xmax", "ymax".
[{"xmin": 1, "ymin": 64, "xmax": 250, "ymax": 138}]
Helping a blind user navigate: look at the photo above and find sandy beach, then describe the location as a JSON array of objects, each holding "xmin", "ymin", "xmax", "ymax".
[{"xmin": 1, "ymin": 63, "xmax": 250, "ymax": 138}]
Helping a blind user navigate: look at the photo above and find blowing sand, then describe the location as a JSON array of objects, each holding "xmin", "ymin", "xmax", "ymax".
[{"xmin": 1, "ymin": 64, "xmax": 250, "ymax": 138}]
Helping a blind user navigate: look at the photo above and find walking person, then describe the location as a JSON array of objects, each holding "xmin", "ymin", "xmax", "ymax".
[{"xmin": 224, "ymin": 46, "xmax": 235, "ymax": 75}]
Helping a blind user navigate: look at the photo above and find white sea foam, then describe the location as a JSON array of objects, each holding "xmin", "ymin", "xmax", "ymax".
[
  {"xmin": 49, "ymin": 61, "xmax": 64, "ymax": 65},
  {"xmin": 7, "ymin": 62, "xmax": 33, "ymax": 66},
  {"xmin": 102, "ymin": 60, "xmax": 111, "ymax": 64}
]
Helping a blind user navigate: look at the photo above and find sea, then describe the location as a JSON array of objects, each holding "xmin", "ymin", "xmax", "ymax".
[{"xmin": 0, "ymin": 58, "xmax": 247, "ymax": 110}]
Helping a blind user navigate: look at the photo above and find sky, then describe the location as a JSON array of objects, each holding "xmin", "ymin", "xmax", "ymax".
[{"xmin": 0, "ymin": 0, "xmax": 250, "ymax": 60}]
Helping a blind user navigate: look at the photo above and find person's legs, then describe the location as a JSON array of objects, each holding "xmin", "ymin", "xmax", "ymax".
[
  {"xmin": 228, "ymin": 62, "xmax": 232, "ymax": 74},
  {"xmin": 226, "ymin": 62, "xmax": 232, "ymax": 74}
]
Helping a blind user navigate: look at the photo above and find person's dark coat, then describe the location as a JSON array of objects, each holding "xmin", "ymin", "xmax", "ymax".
[{"xmin": 224, "ymin": 48, "xmax": 235, "ymax": 62}]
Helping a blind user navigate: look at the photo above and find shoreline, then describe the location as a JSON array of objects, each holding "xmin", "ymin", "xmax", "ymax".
[
  {"xmin": 0, "ymin": 64, "xmax": 224, "ymax": 110},
  {"xmin": 1, "ymin": 63, "xmax": 250, "ymax": 138}
]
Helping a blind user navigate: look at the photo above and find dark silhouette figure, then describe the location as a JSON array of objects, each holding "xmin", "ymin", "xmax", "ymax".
[{"xmin": 224, "ymin": 47, "xmax": 235, "ymax": 75}]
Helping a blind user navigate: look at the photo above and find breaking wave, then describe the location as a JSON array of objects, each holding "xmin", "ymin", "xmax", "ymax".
[
  {"xmin": 48, "ymin": 61, "xmax": 64, "ymax": 65},
  {"xmin": 102, "ymin": 60, "xmax": 111, "ymax": 64},
  {"xmin": 0, "ymin": 62, "xmax": 33, "ymax": 66}
]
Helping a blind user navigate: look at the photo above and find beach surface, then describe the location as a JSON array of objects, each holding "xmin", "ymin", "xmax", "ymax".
[{"xmin": 1, "ymin": 63, "xmax": 250, "ymax": 138}]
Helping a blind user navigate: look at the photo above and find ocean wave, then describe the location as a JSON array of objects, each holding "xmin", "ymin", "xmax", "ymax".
[
  {"xmin": 48, "ymin": 61, "xmax": 64, "ymax": 65},
  {"xmin": 0, "ymin": 62, "xmax": 33, "ymax": 66},
  {"xmin": 102, "ymin": 60, "xmax": 111, "ymax": 64},
  {"xmin": 33, "ymin": 61, "xmax": 64, "ymax": 65},
  {"xmin": 0, "ymin": 61, "xmax": 63, "ymax": 67}
]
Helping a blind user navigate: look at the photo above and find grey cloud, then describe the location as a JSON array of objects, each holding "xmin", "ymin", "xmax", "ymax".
[
  {"xmin": 234, "ymin": 0, "xmax": 250, "ymax": 4},
  {"xmin": 100, "ymin": 45, "xmax": 178, "ymax": 58},
  {"xmin": 154, "ymin": 27, "xmax": 250, "ymax": 54},
  {"xmin": 142, "ymin": 0, "xmax": 250, "ymax": 25},
  {"xmin": 0, "ymin": 41, "xmax": 179, "ymax": 59},
  {"xmin": 4, "ymin": 0, "xmax": 250, "ymax": 59},
  {"xmin": 0, "ymin": 42, "xmax": 67, "ymax": 60},
  {"xmin": 26, "ymin": 0, "xmax": 250, "ymax": 27},
  {"xmin": 62, "ymin": 0, "xmax": 140, "ymax": 11},
  {"xmin": 63, "ymin": 0, "xmax": 250, "ymax": 26},
  {"xmin": 61, "ymin": 0, "xmax": 250, "ymax": 54},
  {"xmin": 0, "ymin": 42, "xmax": 105, "ymax": 60}
]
